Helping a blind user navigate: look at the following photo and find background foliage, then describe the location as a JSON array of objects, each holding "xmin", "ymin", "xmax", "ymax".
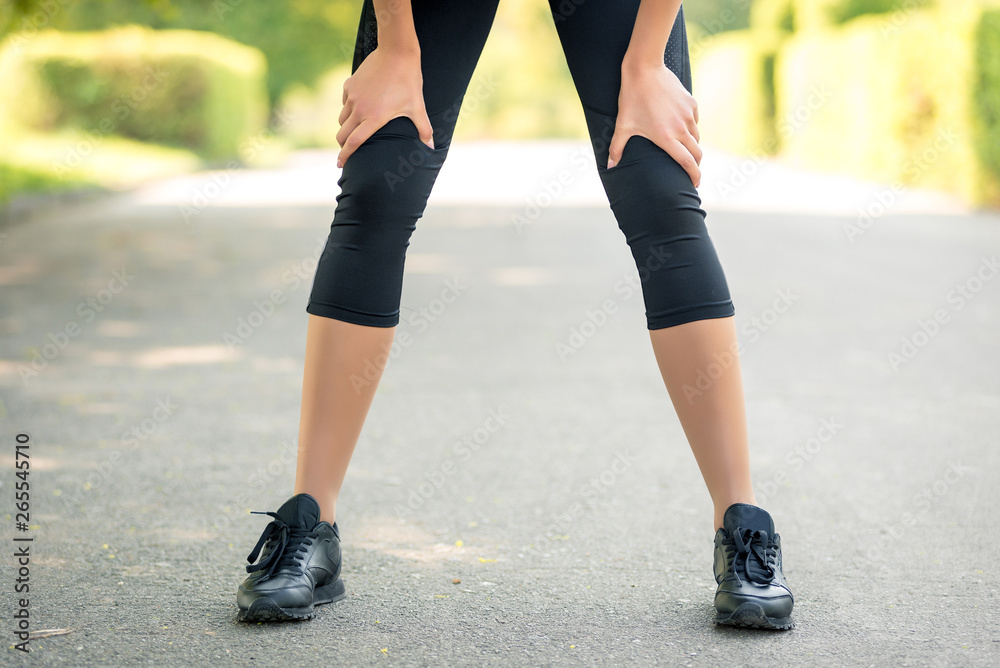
[
  {"xmin": 2, "ymin": 0, "xmax": 358, "ymax": 103},
  {"xmin": 692, "ymin": 0, "xmax": 1000, "ymax": 204},
  {"xmin": 2, "ymin": 0, "xmax": 999, "ymax": 206}
]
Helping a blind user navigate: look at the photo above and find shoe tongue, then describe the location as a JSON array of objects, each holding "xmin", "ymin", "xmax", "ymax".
[
  {"xmin": 723, "ymin": 503, "xmax": 774, "ymax": 536},
  {"xmin": 275, "ymin": 493, "xmax": 320, "ymax": 530}
]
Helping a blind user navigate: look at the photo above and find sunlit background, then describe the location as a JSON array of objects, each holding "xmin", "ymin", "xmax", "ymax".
[
  {"xmin": 2, "ymin": 2, "xmax": 999, "ymax": 664},
  {"xmin": 2, "ymin": 0, "xmax": 997, "ymax": 207}
]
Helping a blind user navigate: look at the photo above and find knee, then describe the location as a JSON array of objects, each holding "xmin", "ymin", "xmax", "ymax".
[
  {"xmin": 599, "ymin": 136, "xmax": 707, "ymax": 248},
  {"xmin": 599, "ymin": 136, "xmax": 703, "ymax": 229},
  {"xmin": 338, "ymin": 117, "xmax": 445, "ymax": 215}
]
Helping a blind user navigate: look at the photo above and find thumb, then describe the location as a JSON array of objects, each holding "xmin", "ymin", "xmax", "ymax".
[
  {"xmin": 607, "ymin": 128, "xmax": 628, "ymax": 169},
  {"xmin": 413, "ymin": 111, "xmax": 435, "ymax": 150}
]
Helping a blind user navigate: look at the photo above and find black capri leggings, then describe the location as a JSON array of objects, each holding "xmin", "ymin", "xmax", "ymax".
[{"xmin": 307, "ymin": 0, "xmax": 735, "ymax": 330}]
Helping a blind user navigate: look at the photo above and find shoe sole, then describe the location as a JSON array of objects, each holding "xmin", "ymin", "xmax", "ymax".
[
  {"xmin": 715, "ymin": 602, "xmax": 794, "ymax": 630},
  {"xmin": 238, "ymin": 578, "xmax": 347, "ymax": 623}
]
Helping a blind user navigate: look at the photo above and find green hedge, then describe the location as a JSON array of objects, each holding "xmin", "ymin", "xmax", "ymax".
[
  {"xmin": 751, "ymin": 0, "xmax": 796, "ymax": 32},
  {"xmin": 775, "ymin": 5, "xmax": 1000, "ymax": 204},
  {"xmin": 752, "ymin": 1, "xmax": 939, "ymax": 33},
  {"xmin": 974, "ymin": 8, "xmax": 1000, "ymax": 201},
  {"xmin": 277, "ymin": 0, "xmax": 589, "ymax": 144},
  {"xmin": 692, "ymin": 29, "xmax": 783, "ymax": 155},
  {"xmin": 789, "ymin": 0, "xmax": 843, "ymax": 30},
  {"xmin": 0, "ymin": 159, "xmax": 91, "ymax": 205},
  {"xmin": 682, "ymin": 0, "xmax": 751, "ymax": 35},
  {"xmin": 19, "ymin": 0, "xmax": 359, "ymax": 104},
  {"xmin": 789, "ymin": 0, "xmax": 934, "ymax": 30},
  {"xmin": 0, "ymin": 26, "xmax": 267, "ymax": 160}
]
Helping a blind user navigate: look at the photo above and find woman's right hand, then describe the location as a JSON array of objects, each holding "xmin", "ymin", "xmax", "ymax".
[{"xmin": 336, "ymin": 45, "xmax": 434, "ymax": 168}]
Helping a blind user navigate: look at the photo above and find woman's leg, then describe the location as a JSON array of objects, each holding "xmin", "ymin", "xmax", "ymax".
[
  {"xmin": 648, "ymin": 317, "xmax": 756, "ymax": 530},
  {"xmin": 237, "ymin": 0, "xmax": 501, "ymax": 623},
  {"xmin": 549, "ymin": 1, "xmax": 751, "ymax": 529},
  {"xmin": 293, "ymin": 317, "xmax": 394, "ymax": 524},
  {"xmin": 552, "ymin": 2, "xmax": 793, "ymax": 628},
  {"xmin": 293, "ymin": 0, "xmax": 501, "ymax": 524}
]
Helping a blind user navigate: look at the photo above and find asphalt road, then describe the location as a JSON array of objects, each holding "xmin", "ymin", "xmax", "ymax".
[{"xmin": 1, "ymin": 154, "xmax": 999, "ymax": 666}]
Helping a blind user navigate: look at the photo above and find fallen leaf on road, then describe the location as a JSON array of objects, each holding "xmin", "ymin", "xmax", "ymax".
[{"xmin": 29, "ymin": 627, "xmax": 79, "ymax": 639}]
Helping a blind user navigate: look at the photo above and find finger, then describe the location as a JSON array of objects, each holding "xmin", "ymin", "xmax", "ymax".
[
  {"xmin": 342, "ymin": 76, "xmax": 351, "ymax": 106},
  {"xmin": 337, "ymin": 118, "xmax": 379, "ymax": 168},
  {"xmin": 607, "ymin": 127, "xmax": 629, "ymax": 169},
  {"xmin": 664, "ymin": 136, "xmax": 701, "ymax": 188},
  {"xmin": 338, "ymin": 98, "xmax": 352, "ymax": 127},
  {"xmin": 335, "ymin": 110, "xmax": 360, "ymax": 148},
  {"xmin": 678, "ymin": 131, "xmax": 703, "ymax": 166},
  {"xmin": 411, "ymin": 108, "xmax": 435, "ymax": 149},
  {"xmin": 688, "ymin": 112, "xmax": 700, "ymax": 143}
]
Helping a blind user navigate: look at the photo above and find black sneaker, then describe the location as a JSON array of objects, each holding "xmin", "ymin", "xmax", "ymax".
[
  {"xmin": 236, "ymin": 493, "xmax": 346, "ymax": 622},
  {"xmin": 713, "ymin": 503, "xmax": 794, "ymax": 629}
]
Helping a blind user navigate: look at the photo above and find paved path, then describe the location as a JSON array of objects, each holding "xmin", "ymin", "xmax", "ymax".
[{"xmin": 1, "ymin": 145, "xmax": 998, "ymax": 666}]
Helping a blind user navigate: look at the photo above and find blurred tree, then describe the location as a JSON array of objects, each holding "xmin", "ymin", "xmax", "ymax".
[
  {"xmin": 1, "ymin": 0, "xmax": 358, "ymax": 103},
  {"xmin": 827, "ymin": 0, "xmax": 934, "ymax": 24},
  {"xmin": 683, "ymin": 0, "xmax": 752, "ymax": 35}
]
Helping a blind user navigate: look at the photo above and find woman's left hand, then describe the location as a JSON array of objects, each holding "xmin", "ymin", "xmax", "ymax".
[{"xmin": 608, "ymin": 60, "xmax": 702, "ymax": 188}]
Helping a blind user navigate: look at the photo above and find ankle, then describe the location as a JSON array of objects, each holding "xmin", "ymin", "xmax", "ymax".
[
  {"xmin": 318, "ymin": 499, "xmax": 337, "ymax": 525},
  {"xmin": 292, "ymin": 488, "xmax": 337, "ymax": 525},
  {"xmin": 713, "ymin": 495, "xmax": 759, "ymax": 531}
]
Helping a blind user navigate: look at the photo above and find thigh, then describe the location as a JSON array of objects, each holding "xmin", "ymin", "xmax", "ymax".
[
  {"xmin": 549, "ymin": 1, "xmax": 692, "ymax": 116},
  {"xmin": 352, "ymin": 0, "xmax": 501, "ymax": 118}
]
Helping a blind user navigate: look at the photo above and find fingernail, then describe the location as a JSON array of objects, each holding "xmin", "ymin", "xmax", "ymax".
[
  {"xmin": 427, "ymin": 139, "xmax": 435, "ymax": 150},
  {"xmin": 337, "ymin": 159, "xmax": 343, "ymax": 169},
  {"xmin": 607, "ymin": 159, "xmax": 615, "ymax": 169}
]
